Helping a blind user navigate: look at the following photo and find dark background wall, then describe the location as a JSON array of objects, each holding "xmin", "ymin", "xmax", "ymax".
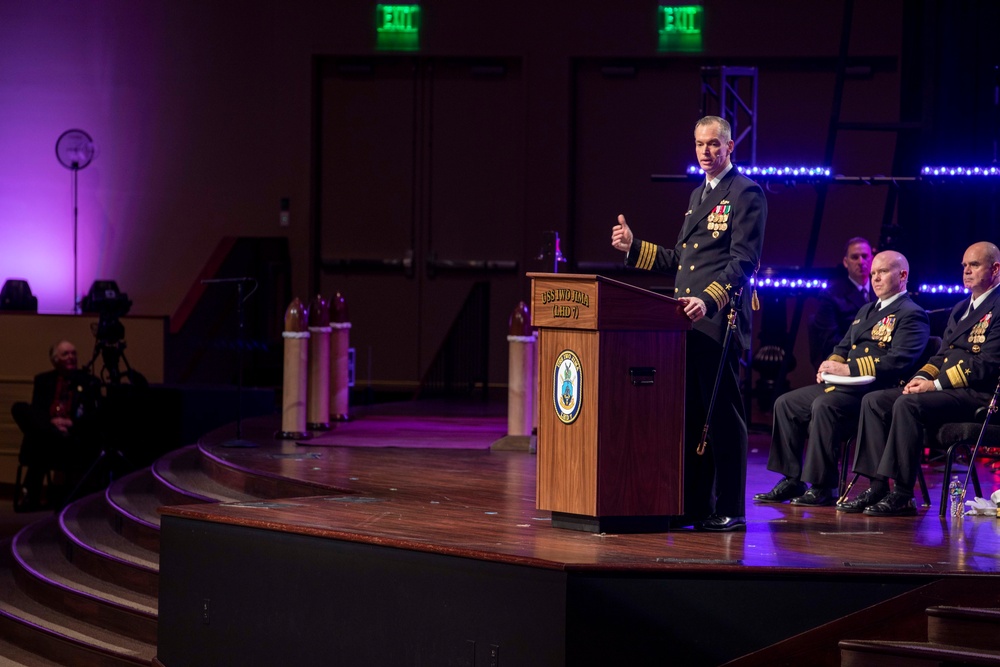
[{"xmin": 1, "ymin": 0, "xmax": 997, "ymax": 392}]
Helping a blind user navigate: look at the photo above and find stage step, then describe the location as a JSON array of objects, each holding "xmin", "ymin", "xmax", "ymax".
[
  {"xmin": 106, "ymin": 467, "xmax": 164, "ymax": 548},
  {"xmin": 0, "ymin": 541, "xmax": 155, "ymax": 666},
  {"xmin": 152, "ymin": 444, "xmax": 259, "ymax": 505},
  {"xmin": 0, "ymin": 439, "xmax": 283, "ymax": 664},
  {"xmin": 928, "ymin": 606, "xmax": 1000, "ymax": 652},
  {"xmin": 58, "ymin": 492, "xmax": 160, "ymax": 597},
  {"xmin": 840, "ymin": 639, "xmax": 1000, "ymax": 666},
  {"xmin": 11, "ymin": 517, "xmax": 157, "ymax": 643},
  {"xmin": 0, "ymin": 636, "xmax": 64, "ymax": 666},
  {"xmin": 199, "ymin": 442, "xmax": 338, "ymax": 498}
]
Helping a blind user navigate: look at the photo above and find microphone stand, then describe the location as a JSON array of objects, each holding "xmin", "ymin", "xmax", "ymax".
[
  {"xmin": 697, "ymin": 289, "xmax": 742, "ymax": 456},
  {"xmin": 201, "ymin": 277, "xmax": 258, "ymax": 448},
  {"xmin": 956, "ymin": 374, "xmax": 1000, "ymax": 513}
]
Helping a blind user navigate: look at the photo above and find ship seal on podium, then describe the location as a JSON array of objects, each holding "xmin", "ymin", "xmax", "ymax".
[{"xmin": 553, "ymin": 349, "xmax": 583, "ymax": 424}]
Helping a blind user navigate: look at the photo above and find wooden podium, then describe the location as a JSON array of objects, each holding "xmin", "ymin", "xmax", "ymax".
[{"xmin": 529, "ymin": 273, "xmax": 691, "ymax": 532}]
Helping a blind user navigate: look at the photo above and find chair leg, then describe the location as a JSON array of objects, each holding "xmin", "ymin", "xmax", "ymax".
[
  {"xmin": 965, "ymin": 443, "xmax": 983, "ymax": 500},
  {"xmin": 971, "ymin": 465, "xmax": 982, "ymax": 499},
  {"xmin": 939, "ymin": 441, "xmax": 984, "ymax": 517},
  {"xmin": 940, "ymin": 442, "xmax": 961, "ymax": 517},
  {"xmin": 12, "ymin": 464, "xmax": 26, "ymax": 513},
  {"xmin": 916, "ymin": 466, "xmax": 931, "ymax": 507},
  {"xmin": 14, "ymin": 464, "xmax": 54, "ymax": 513}
]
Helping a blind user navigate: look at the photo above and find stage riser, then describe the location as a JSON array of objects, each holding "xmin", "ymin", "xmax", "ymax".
[
  {"xmin": 158, "ymin": 516, "xmax": 927, "ymax": 666},
  {"xmin": 158, "ymin": 516, "xmax": 568, "ymax": 666}
]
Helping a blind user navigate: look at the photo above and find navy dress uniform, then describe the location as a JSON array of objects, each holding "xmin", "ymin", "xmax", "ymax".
[
  {"xmin": 766, "ymin": 295, "xmax": 929, "ymax": 494},
  {"xmin": 808, "ymin": 275, "xmax": 872, "ymax": 369},
  {"xmin": 624, "ymin": 165, "xmax": 766, "ymax": 523},
  {"xmin": 853, "ymin": 287, "xmax": 1000, "ymax": 499}
]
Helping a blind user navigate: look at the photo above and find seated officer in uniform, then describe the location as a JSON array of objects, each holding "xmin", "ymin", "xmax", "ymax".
[
  {"xmin": 839, "ymin": 241, "xmax": 1000, "ymax": 516},
  {"xmin": 808, "ymin": 237, "xmax": 874, "ymax": 368},
  {"xmin": 11, "ymin": 340, "xmax": 102, "ymax": 510},
  {"xmin": 754, "ymin": 251, "xmax": 929, "ymax": 507}
]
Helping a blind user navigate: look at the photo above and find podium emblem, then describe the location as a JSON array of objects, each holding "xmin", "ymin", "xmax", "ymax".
[{"xmin": 553, "ymin": 349, "xmax": 583, "ymax": 424}]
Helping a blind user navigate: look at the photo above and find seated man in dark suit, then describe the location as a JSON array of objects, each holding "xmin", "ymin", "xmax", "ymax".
[
  {"xmin": 754, "ymin": 251, "xmax": 929, "ymax": 507},
  {"xmin": 808, "ymin": 237, "xmax": 874, "ymax": 369},
  {"xmin": 11, "ymin": 340, "xmax": 102, "ymax": 510},
  {"xmin": 839, "ymin": 242, "xmax": 1000, "ymax": 516}
]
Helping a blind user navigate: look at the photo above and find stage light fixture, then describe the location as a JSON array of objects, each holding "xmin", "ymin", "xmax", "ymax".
[
  {"xmin": 918, "ymin": 284, "xmax": 968, "ymax": 295},
  {"xmin": 921, "ymin": 166, "xmax": 1000, "ymax": 178},
  {"xmin": 687, "ymin": 165, "xmax": 832, "ymax": 180},
  {"xmin": 750, "ymin": 275, "xmax": 828, "ymax": 290},
  {"xmin": 81, "ymin": 280, "xmax": 132, "ymax": 315},
  {"xmin": 0, "ymin": 279, "xmax": 38, "ymax": 311}
]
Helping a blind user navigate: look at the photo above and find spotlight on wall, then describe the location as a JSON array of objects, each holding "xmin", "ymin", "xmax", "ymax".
[{"xmin": 0, "ymin": 279, "xmax": 38, "ymax": 312}]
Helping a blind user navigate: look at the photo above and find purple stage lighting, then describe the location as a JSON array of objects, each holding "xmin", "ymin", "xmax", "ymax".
[
  {"xmin": 921, "ymin": 166, "xmax": 1000, "ymax": 178},
  {"xmin": 918, "ymin": 284, "xmax": 969, "ymax": 295},
  {"xmin": 750, "ymin": 275, "xmax": 828, "ymax": 290},
  {"xmin": 688, "ymin": 165, "xmax": 832, "ymax": 179}
]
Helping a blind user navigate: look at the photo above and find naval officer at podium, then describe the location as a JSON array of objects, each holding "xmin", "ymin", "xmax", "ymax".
[{"xmin": 611, "ymin": 115, "xmax": 767, "ymax": 532}]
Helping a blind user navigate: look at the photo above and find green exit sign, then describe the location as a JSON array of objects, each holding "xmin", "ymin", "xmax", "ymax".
[
  {"xmin": 658, "ymin": 5, "xmax": 703, "ymax": 52},
  {"xmin": 377, "ymin": 5, "xmax": 420, "ymax": 50}
]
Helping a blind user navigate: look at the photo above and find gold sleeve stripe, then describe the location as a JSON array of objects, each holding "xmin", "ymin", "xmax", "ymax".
[
  {"xmin": 918, "ymin": 364, "xmax": 940, "ymax": 379},
  {"xmin": 636, "ymin": 241, "xmax": 657, "ymax": 270},
  {"xmin": 828, "ymin": 354, "xmax": 846, "ymax": 364},
  {"xmin": 704, "ymin": 282, "xmax": 728, "ymax": 310},
  {"xmin": 946, "ymin": 366, "xmax": 968, "ymax": 388},
  {"xmin": 853, "ymin": 356, "xmax": 876, "ymax": 376}
]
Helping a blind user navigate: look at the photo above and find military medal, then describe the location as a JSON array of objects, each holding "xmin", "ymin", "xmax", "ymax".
[
  {"xmin": 707, "ymin": 203, "xmax": 730, "ymax": 236},
  {"xmin": 968, "ymin": 311, "xmax": 992, "ymax": 350},
  {"xmin": 872, "ymin": 314, "xmax": 896, "ymax": 348}
]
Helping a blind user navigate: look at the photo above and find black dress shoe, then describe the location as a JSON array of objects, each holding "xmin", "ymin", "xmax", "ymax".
[
  {"xmin": 753, "ymin": 477, "xmax": 806, "ymax": 503},
  {"xmin": 790, "ymin": 486, "xmax": 835, "ymax": 506},
  {"xmin": 863, "ymin": 491, "xmax": 917, "ymax": 517},
  {"xmin": 694, "ymin": 515, "xmax": 746, "ymax": 532},
  {"xmin": 836, "ymin": 486, "xmax": 886, "ymax": 513}
]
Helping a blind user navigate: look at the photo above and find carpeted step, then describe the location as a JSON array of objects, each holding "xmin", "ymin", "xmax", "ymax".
[
  {"xmin": 152, "ymin": 444, "xmax": 259, "ymax": 505},
  {"xmin": 105, "ymin": 468, "xmax": 163, "ymax": 551},
  {"xmin": 199, "ymin": 442, "xmax": 338, "ymax": 498},
  {"xmin": 0, "ymin": 636, "xmax": 65, "ymax": 666},
  {"xmin": 11, "ymin": 517, "xmax": 157, "ymax": 644},
  {"xmin": 57, "ymin": 494, "xmax": 159, "ymax": 597},
  {"xmin": 928, "ymin": 606, "xmax": 1000, "ymax": 652},
  {"xmin": 0, "ymin": 541, "xmax": 155, "ymax": 667},
  {"xmin": 840, "ymin": 639, "xmax": 1000, "ymax": 666}
]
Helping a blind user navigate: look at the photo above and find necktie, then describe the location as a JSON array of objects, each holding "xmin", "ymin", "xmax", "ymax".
[{"xmin": 700, "ymin": 182, "xmax": 712, "ymax": 203}]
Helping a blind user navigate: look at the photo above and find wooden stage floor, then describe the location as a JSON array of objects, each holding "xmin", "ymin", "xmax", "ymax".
[
  {"xmin": 169, "ymin": 401, "xmax": 1000, "ymax": 577},
  {"xmin": 155, "ymin": 399, "xmax": 1000, "ymax": 666}
]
